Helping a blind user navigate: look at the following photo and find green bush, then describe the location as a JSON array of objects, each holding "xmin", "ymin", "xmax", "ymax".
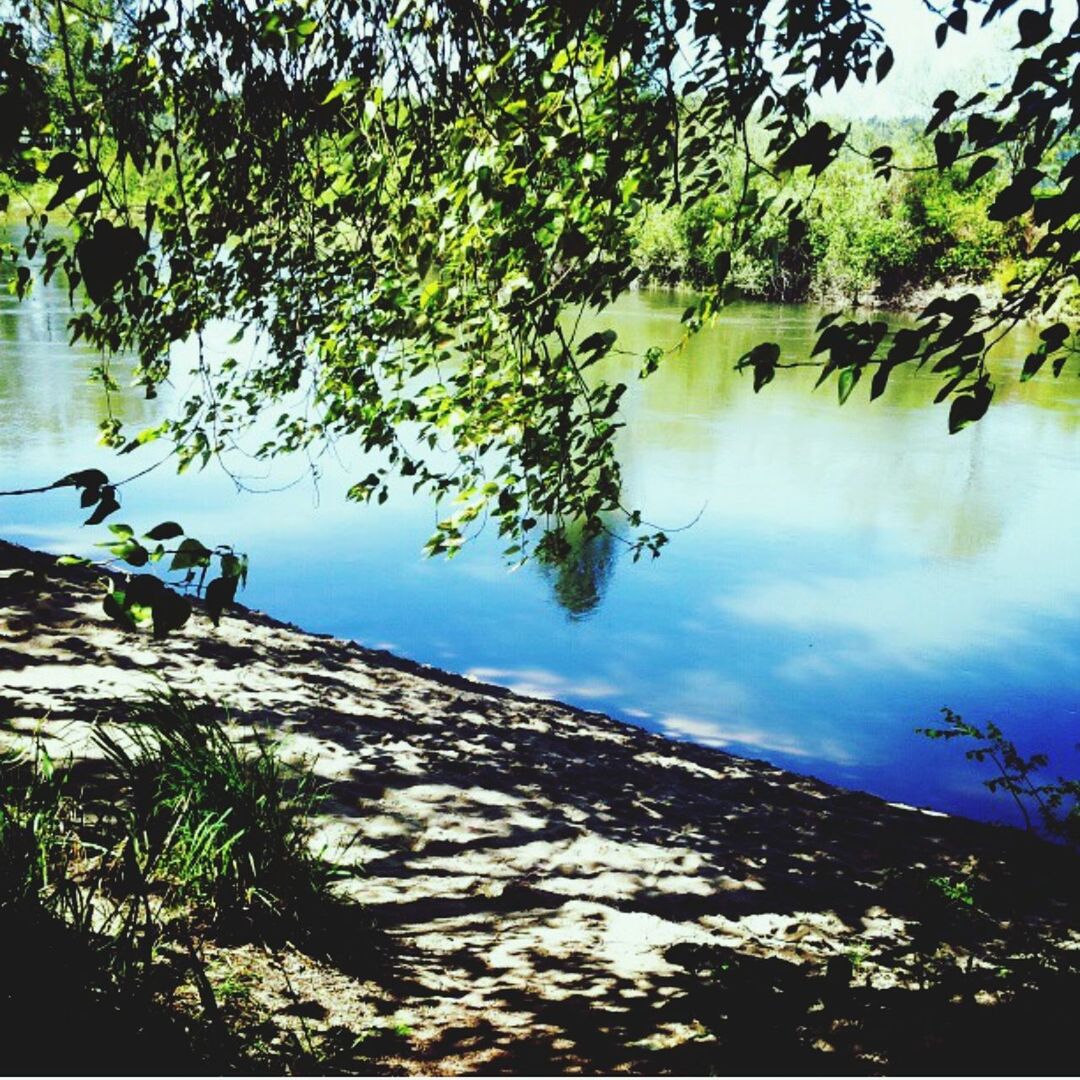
[
  {"xmin": 629, "ymin": 204, "xmax": 687, "ymax": 285},
  {"xmin": 93, "ymin": 689, "xmax": 334, "ymax": 923},
  {"xmin": 628, "ymin": 120, "xmax": 1029, "ymax": 304}
]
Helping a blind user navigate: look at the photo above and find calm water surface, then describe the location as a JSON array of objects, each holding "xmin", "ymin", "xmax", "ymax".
[{"xmin": 2, "ymin": 278, "xmax": 1078, "ymax": 824}]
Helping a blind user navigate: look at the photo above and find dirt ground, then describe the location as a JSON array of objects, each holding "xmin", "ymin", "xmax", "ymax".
[{"xmin": 2, "ymin": 538, "xmax": 1079, "ymax": 1075}]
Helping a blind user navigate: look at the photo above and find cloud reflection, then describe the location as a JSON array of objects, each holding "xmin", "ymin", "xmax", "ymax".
[
  {"xmin": 658, "ymin": 714, "xmax": 817, "ymax": 760},
  {"xmin": 466, "ymin": 666, "xmax": 620, "ymax": 702}
]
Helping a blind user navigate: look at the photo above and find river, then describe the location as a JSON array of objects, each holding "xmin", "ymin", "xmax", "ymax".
[{"xmin": 2, "ymin": 276, "xmax": 1078, "ymax": 825}]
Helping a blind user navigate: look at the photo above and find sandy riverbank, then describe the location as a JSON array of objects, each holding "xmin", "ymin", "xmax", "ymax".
[{"xmin": 2, "ymin": 537, "xmax": 1078, "ymax": 1074}]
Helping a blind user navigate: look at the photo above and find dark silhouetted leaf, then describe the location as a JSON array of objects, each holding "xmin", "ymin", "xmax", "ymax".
[
  {"xmin": 150, "ymin": 589, "xmax": 192, "ymax": 637},
  {"xmin": 1021, "ymin": 351, "xmax": 1045, "ymax": 381},
  {"xmin": 934, "ymin": 130, "xmax": 964, "ymax": 168},
  {"xmin": 988, "ymin": 169, "xmax": 1042, "ymax": 221},
  {"xmin": 144, "ymin": 521, "xmax": 184, "ymax": 541},
  {"xmin": 76, "ymin": 219, "xmax": 147, "ymax": 305},
  {"xmin": 84, "ymin": 486, "xmax": 120, "ymax": 525},
  {"xmin": 125, "ymin": 573, "xmax": 166, "ymax": 606},
  {"xmin": 964, "ymin": 155, "xmax": 998, "ymax": 187},
  {"xmin": 925, "ymin": 90, "xmax": 959, "ymax": 133},
  {"xmin": 45, "ymin": 170, "xmax": 95, "ymax": 212},
  {"xmin": 122, "ymin": 543, "xmax": 148, "ymax": 567},
  {"xmin": 205, "ymin": 576, "xmax": 238, "ymax": 626},
  {"xmin": 948, "ymin": 381, "xmax": 994, "ymax": 433},
  {"xmin": 44, "ymin": 151, "xmax": 77, "ymax": 180},
  {"xmin": 58, "ymin": 468, "xmax": 108, "ymax": 490},
  {"xmin": 875, "ymin": 46, "xmax": 894, "ymax": 82},
  {"xmin": 869, "ymin": 362, "xmax": 894, "ymax": 401},
  {"xmin": 1017, "ymin": 8, "xmax": 1051, "ymax": 46}
]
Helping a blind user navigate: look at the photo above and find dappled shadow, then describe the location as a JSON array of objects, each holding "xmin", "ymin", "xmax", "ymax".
[{"xmin": 4, "ymin": 537, "xmax": 1080, "ymax": 1074}]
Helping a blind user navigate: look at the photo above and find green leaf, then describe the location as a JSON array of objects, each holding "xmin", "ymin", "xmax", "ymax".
[
  {"xmin": 219, "ymin": 553, "xmax": 249, "ymax": 584},
  {"xmin": 108, "ymin": 523, "xmax": 134, "ymax": 539},
  {"xmin": 103, "ymin": 590, "xmax": 137, "ymax": 632},
  {"xmin": 56, "ymin": 555, "xmax": 90, "ymax": 567},
  {"xmin": 321, "ymin": 78, "xmax": 357, "ymax": 105},
  {"xmin": 837, "ymin": 366, "xmax": 859, "ymax": 405}
]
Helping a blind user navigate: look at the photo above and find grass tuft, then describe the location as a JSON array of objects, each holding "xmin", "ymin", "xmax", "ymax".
[
  {"xmin": 0, "ymin": 687, "xmax": 348, "ymax": 1072},
  {"xmin": 93, "ymin": 688, "xmax": 335, "ymax": 928}
]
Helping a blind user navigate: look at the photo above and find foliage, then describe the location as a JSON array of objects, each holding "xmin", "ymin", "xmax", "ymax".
[
  {"xmin": 632, "ymin": 125, "xmax": 1029, "ymax": 304},
  {"xmin": 919, "ymin": 707, "xmax": 1080, "ymax": 847},
  {"xmin": 0, "ymin": 0, "xmax": 1075, "ymax": 561},
  {"xmin": 0, "ymin": 693, "xmax": 354, "ymax": 1070},
  {"xmin": 0, "ymin": 743, "xmax": 87, "ymax": 924},
  {"xmin": 93, "ymin": 689, "xmax": 335, "ymax": 921},
  {"xmin": 1, "ymin": 690, "xmax": 333, "ymax": 974},
  {"xmin": 1, "ymin": 468, "xmax": 248, "ymax": 635}
]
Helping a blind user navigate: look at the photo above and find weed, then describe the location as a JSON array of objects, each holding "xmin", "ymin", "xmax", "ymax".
[
  {"xmin": 919, "ymin": 708, "xmax": 1080, "ymax": 847},
  {"xmin": 0, "ymin": 687, "xmax": 351, "ymax": 1073},
  {"xmin": 93, "ymin": 687, "xmax": 336, "ymax": 928},
  {"xmin": 929, "ymin": 874, "xmax": 975, "ymax": 908}
]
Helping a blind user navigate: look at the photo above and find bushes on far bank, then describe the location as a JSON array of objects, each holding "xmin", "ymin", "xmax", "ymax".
[{"xmin": 630, "ymin": 123, "xmax": 1030, "ymax": 307}]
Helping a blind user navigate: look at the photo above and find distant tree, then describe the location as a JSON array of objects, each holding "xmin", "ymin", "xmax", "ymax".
[{"xmin": 0, "ymin": 0, "xmax": 1076, "ymax": 564}]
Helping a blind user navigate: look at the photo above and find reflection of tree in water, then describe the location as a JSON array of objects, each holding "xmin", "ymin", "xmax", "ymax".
[{"xmin": 538, "ymin": 528, "xmax": 617, "ymax": 620}]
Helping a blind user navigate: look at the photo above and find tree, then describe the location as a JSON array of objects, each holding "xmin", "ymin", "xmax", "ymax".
[{"xmin": 1, "ymin": 0, "xmax": 1077, "ymax": 565}]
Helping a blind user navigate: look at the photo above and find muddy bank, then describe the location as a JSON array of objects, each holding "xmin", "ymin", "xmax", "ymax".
[{"xmin": 2, "ymin": 537, "xmax": 1078, "ymax": 1074}]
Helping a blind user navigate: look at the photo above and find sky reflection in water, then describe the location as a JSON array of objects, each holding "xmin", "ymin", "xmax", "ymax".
[{"xmin": 1, "ymin": 282, "xmax": 1078, "ymax": 825}]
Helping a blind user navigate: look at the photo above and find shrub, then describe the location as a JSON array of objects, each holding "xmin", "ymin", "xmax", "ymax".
[{"xmin": 629, "ymin": 204, "xmax": 687, "ymax": 285}]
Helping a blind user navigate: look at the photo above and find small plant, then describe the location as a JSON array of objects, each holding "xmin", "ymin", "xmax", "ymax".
[
  {"xmin": 918, "ymin": 708, "xmax": 1080, "ymax": 847},
  {"xmin": 929, "ymin": 874, "xmax": 975, "ymax": 909},
  {"xmin": 0, "ymin": 744, "xmax": 86, "ymax": 921},
  {"xmin": 845, "ymin": 942, "xmax": 872, "ymax": 970},
  {"xmin": 93, "ymin": 688, "xmax": 335, "ymax": 925},
  {"xmin": 0, "ymin": 688, "xmax": 348, "ymax": 1071}
]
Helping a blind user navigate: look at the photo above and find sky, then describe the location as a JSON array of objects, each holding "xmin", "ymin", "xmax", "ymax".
[{"xmin": 816, "ymin": 0, "xmax": 1072, "ymax": 119}]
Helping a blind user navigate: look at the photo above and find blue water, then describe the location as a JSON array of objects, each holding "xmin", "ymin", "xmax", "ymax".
[{"xmin": 2, "ymin": 279, "xmax": 1078, "ymax": 825}]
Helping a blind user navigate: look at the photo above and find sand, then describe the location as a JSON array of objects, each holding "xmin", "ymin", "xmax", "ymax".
[{"xmin": 2, "ymin": 537, "xmax": 1078, "ymax": 1074}]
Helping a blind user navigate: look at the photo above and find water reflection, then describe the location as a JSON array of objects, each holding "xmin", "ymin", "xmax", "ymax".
[{"xmin": 538, "ymin": 527, "xmax": 617, "ymax": 620}]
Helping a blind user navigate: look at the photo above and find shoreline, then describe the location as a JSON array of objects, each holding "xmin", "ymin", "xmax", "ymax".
[{"xmin": 2, "ymin": 537, "xmax": 1079, "ymax": 1073}]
